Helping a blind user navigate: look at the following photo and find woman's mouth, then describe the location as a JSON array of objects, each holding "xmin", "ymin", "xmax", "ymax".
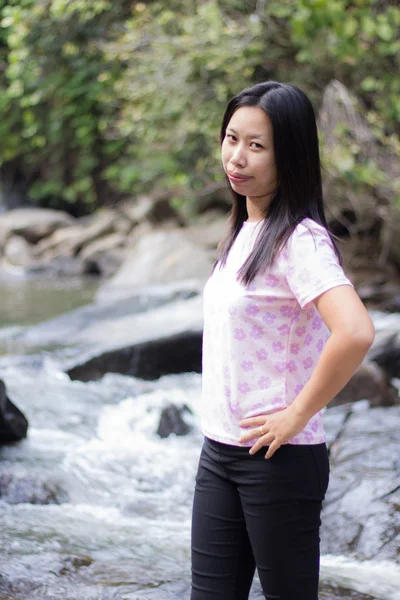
[{"xmin": 227, "ymin": 172, "xmax": 251, "ymax": 184}]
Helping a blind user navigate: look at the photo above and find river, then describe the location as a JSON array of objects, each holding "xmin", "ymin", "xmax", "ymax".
[{"xmin": 0, "ymin": 279, "xmax": 399, "ymax": 600}]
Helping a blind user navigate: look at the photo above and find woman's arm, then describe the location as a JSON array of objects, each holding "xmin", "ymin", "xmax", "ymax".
[{"xmin": 238, "ymin": 285, "xmax": 375, "ymax": 458}]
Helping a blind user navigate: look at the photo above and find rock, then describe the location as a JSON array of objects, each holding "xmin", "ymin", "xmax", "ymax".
[
  {"xmin": 0, "ymin": 284, "xmax": 203, "ymax": 380},
  {"xmin": 33, "ymin": 223, "xmax": 86, "ymax": 258},
  {"xmin": 357, "ymin": 281, "xmax": 400, "ymax": 312},
  {"xmin": 370, "ymin": 332, "xmax": 400, "ymax": 380},
  {"xmin": 58, "ymin": 554, "xmax": 94, "ymax": 575},
  {"xmin": 0, "ymin": 473, "xmax": 67, "ymax": 504},
  {"xmin": 331, "ymin": 361, "xmax": 398, "ymax": 408},
  {"xmin": 368, "ymin": 312, "xmax": 400, "ymax": 379},
  {"xmin": 0, "ymin": 379, "xmax": 28, "ymax": 444},
  {"xmin": 381, "ymin": 204, "xmax": 400, "ymax": 273},
  {"xmin": 80, "ymin": 232, "xmax": 126, "ymax": 277},
  {"xmin": 67, "ymin": 328, "xmax": 202, "ymax": 382},
  {"xmin": 321, "ymin": 402, "xmax": 400, "ymax": 561},
  {"xmin": 0, "ymin": 573, "xmax": 13, "ymax": 597},
  {"xmin": 113, "ymin": 214, "xmax": 134, "ymax": 236},
  {"xmin": 156, "ymin": 403, "xmax": 193, "ymax": 438},
  {"xmin": 0, "ymin": 208, "xmax": 74, "ymax": 247},
  {"xmin": 185, "ymin": 211, "xmax": 228, "ymax": 249},
  {"xmin": 250, "ymin": 580, "xmax": 375, "ymax": 600},
  {"xmin": 34, "ymin": 209, "xmax": 123, "ymax": 260},
  {"xmin": 3, "ymin": 234, "xmax": 34, "ymax": 266},
  {"xmin": 26, "ymin": 255, "xmax": 86, "ymax": 278},
  {"xmin": 21, "ymin": 210, "xmax": 128, "ymax": 277},
  {"xmin": 194, "ymin": 184, "xmax": 232, "ymax": 214},
  {"xmin": 121, "ymin": 192, "xmax": 184, "ymax": 226},
  {"xmin": 97, "ymin": 228, "xmax": 214, "ymax": 301}
]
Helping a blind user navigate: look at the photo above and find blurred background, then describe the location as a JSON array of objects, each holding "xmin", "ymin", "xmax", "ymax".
[{"xmin": 0, "ymin": 1, "xmax": 399, "ymax": 600}]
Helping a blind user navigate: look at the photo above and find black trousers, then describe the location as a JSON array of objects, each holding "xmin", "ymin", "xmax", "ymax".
[{"xmin": 191, "ymin": 437, "xmax": 329, "ymax": 600}]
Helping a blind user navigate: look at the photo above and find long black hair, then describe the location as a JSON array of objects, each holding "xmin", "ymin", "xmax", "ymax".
[{"xmin": 216, "ymin": 81, "xmax": 340, "ymax": 284}]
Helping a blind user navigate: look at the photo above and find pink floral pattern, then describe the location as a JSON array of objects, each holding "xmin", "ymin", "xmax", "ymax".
[
  {"xmin": 303, "ymin": 357, "xmax": 314, "ymax": 369},
  {"xmin": 272, "ymin": 341, "xmax": 284, "ymax": 354},
  {"xmin": 304, "ymin": 334, "xmax": 313, "ymax": 346},
  {"xmin": 250, "ymin": 325, "xmax": 263, "ymax": 339},
  {"xmin": 256, "ymin": 348, "xmax": 268, "ymax": 360},
  {"xmin": 266, "ymin": 274, "xmax": 280, "ymax": 287},
  {"xmin": 278, "ymin": 324, "xmax": 290, "ymax": 336},
  {"xmin": 200, "ymin": 218, "xmax": 353, "ymax": 447},
  {"xmin": 312, "ymin": 316, "xmax": 323, "ymax": 330},
  {"xmin": 258, "ymin": 376, "xmax": 271, "ymax": 389},
  {"xmin": 241, "ymin": 360, "xmax": 253, "ymax": 372},
  {"xmin": 262, "ymin": 312, "xmax": 276, "ymax": 325},
  {"xmin": 246, "ymin": 303, "xmax": 259, "ymax": 316},
  {"xmin": 238, "ymin": 382, "xmax": 251, "ymax": 394},
  {"xmin": 234, "ymin": 328, "xmax": 246, "ymax": 341},
  {"xmin": 295, "ymin": 326, "xmax": 306, "ymax": 337},
  {"xmin": 280, "ymin": 305, "xmax": 294, "ymax": 317}
]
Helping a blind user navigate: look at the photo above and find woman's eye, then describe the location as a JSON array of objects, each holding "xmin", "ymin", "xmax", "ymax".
[
  {"xmin": 250, "ymin": 142, "xmax": 263, "ymax": 149},
  {"xmin": 226, "ymin": 134, "xmax": 236, "ymax": 141}
]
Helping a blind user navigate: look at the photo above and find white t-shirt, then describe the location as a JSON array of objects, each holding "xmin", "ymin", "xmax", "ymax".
[{"xmin": 201, "ymin": 218, "xmax": 353, "ymax": 446}]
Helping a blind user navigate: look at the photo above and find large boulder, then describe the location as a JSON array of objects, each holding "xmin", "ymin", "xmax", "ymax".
[
  {"xmin": 79, "ymin": 232, "xmax": 126, "ymax": 277},
  {"xmin": 321, "ymin": 401, "xmax": 400, "ymax": 561},
  {"xmin": 26, "ymin": 255, "xmax": 86, "ymax": 278},
  {"xmin": 0, "ymin": 379, "xmax": 28, "ymax": 444},
  {"xmin": 96, "ymin": 227, "xmax": 214, "ymax": 303},
  {"xmin": 67, "ymin": 328, "xmax": 202, "ymax": 382},
  {"xmin": 368, "ymin": 312, "xmax": 400, "ymax": 379},
  {"xmin": 0, "ymin": 208, "xmax": 74, "ymax": 247},
  {"xmin": 330, "ymin": 361, "xmax": 398, "ymax": 408},
  {"xmin": 357, "ymin": 281, "xmax": 400, "ymax": 313},
  {"xmin": 0, "ymin": 283, "xmax": 204, "ymax": 381},
  {"xmin": 33, "ymin": 209, "xmax": 129, "ymax": 260},
  {"xmin": 3, "ymin": 234, "xmax": 34, "ymax": 266},
  {"xmin": 120, "ymin": 192, "xmax": 184, "ymax": 227},
  {"xmin": 184, "ymin": 210, "xmax": 228, "ymax": 249}
]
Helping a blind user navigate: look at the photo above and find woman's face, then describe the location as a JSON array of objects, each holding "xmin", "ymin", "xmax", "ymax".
[{"xmin": 221, "ymin": 106, "xmax": 277, "ymax": 208}]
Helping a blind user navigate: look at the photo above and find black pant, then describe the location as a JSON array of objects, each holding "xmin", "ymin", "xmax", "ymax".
[{"xmin": 191, "ymin": 437, "xmax": 329, "ymax": 600}]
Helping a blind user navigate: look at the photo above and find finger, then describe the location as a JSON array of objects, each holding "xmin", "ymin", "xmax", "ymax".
[
  {"xmin": 249, "ymin": 433, "xmax": 274, "ymax": 455},
  {"xmin": 239, "ymin": 417, "xmax": 268, "ymax": 428},
  {"xmin": 238, "ymin": 427, "xmax": 262, "ymax": 443},
  {"xmin": 265, "ymin": 440, "xmax": 281, "ymax": 460}
]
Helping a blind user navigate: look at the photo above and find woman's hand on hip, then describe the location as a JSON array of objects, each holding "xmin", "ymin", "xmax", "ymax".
[{"xmin": 238, "ymin": 407, "xmax": 308, "ymax": 459}]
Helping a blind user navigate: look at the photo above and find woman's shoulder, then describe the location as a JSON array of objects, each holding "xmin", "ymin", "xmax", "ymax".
[
  {"xmin": 290, "ymin": 218, "xmax": 332, "ymax": 245},
  {"xmin": 293, "ymin": 218, "xmax": 328, "ymax": 236},
  {"xmin": 286, "ymin": 219, "xmax": 335, "ymax": 259}
]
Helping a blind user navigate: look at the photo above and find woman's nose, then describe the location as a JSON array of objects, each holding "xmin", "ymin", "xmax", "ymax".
[{"xmin": 230, "ymin": 146, "xmax": 246, "ymax": 167}]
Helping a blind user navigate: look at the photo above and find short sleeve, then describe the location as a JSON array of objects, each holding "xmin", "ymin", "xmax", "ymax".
[{"xmin": 286, "ymin": 220, "xmax": 353, "ymax": 309}]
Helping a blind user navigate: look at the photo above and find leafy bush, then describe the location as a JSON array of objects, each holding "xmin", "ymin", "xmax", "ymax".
[{"xmin": 0, "ymin": 0, "xmax": 399, "ymax": 214}]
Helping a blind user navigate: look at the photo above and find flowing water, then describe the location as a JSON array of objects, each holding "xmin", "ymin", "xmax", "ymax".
[{"xmin": 0, "ymin": 282, "xmax": 399, "ymax": 600}]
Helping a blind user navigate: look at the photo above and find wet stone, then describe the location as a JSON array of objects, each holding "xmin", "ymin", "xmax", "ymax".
[
  {"xmin": 321, "ymin": 402, "xmax": 400, "ymax": 561},
  {"xmin": 156, "ymin": 403, "xmax": 193, "ymax": 438},
  {"xmin": 0, "ymin": 473, "xmax": 68, "ymax": 505},
  {"xmin": 58, "ymin": 555, "xmax": 94, "ymax": 576},
  {"xmin": 249, "ymin": 580, "xmax": 375, "ymax": 599}
]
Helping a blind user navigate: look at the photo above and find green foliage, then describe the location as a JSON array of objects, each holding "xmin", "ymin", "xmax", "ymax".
[
  {"xmin": 0, "ymin": 0, "xmax": 399, "ymax": 213},
  {"xmin": 286, "ymin": 0, "xmax": 400, "ymax": 125},
  {"xmin": 0, "ymin": 0, "xmax": 129, "ymax": 212}
]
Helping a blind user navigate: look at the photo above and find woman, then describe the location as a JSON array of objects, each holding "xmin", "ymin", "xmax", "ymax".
[{"xmin": 191, "ymin": 82, "xmax": 375, "ymax": 600}]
